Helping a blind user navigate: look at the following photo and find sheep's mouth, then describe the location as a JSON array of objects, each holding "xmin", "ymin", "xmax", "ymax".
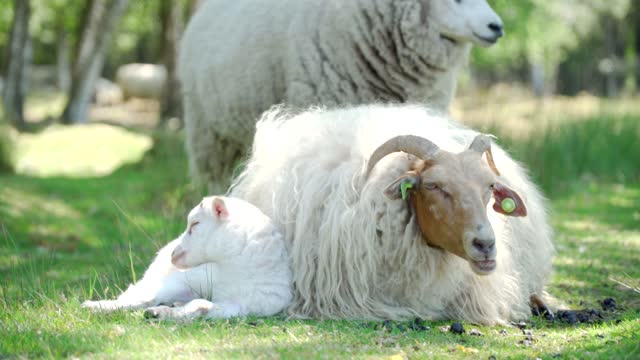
[
  {"xmin": 171, "ymin": 250, "xmax": 187, "ymax": 268},
  {"xmin": 470, "ymin": 259, "xmax": 496, "ymax": 275},
  {"xmin": 473, "ymin": 32, "xmax": 500, "ymax": 46},
  {"xmin": 440, "ymin": 34, "xmax": 459, "ymax": 45}
]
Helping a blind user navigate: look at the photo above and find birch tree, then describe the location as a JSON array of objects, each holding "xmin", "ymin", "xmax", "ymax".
[
  {"xmin": 60, "ymin": 0, "xmax": 129, "ymax": 124},
  {"xmin": 2, "ymin": 0, "xmax": 30, "ymax": 130},
  {"xmin": 158, "ymin": 0, "xmax": 183, "ymax": 127}
]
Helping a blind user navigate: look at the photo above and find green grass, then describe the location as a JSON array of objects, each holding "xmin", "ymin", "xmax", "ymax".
[
  {"xmin": 488, "ymin": 114, "xmax": 640, "ymax": 197},
  {"xmin": 0, "ymin": 125, "xmax": 13, "ymax": 173},
  {"xmin": 1, "ymin": 114, "xmax": 639, "ymax": 358},
  {"xmin": 12, "ymin": 123, "xmax": 152, "ymax": 177}
]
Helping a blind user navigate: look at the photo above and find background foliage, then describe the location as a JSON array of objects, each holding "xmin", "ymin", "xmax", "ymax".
[{"xmin": 0, "ymin": 0, "xmax": 637, "ymax": 97}]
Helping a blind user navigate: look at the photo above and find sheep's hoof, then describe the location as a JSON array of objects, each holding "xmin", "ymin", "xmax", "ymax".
[
  {"xmin": 530, "ymin": 294, "xmax": 554, "ymax": 320},
  {"xmin": 144, "ymin": 305, "xmax": 172, "ymax": 319}
]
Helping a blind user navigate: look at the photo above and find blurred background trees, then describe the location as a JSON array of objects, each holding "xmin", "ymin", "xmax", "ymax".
[
  {"xmin": 60, "ymin": 0, "xmax": 129, "ymax": 124},
  {"xmin": 471, "ymin": 0, "xmax": 637, "ymax": 97},
  {"xmin": 0, "ymin": 0, "xmax": 638, "ymax": 131},
  {"xmin": 2, "ymin": 0, "xmax": 30, "ymax": 130}
]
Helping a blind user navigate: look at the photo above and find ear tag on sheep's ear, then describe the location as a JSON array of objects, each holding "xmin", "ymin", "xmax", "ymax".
[
  {"xmin": 400, "ymin": 181, "xmax": 413, "ymax": 201},
  {"xmin": 500, "ymin": 198, "xmax": 516, "ymax": 213},
  {"xmin": 384, "ymin": 173, "xmax": 420, "ymax": 200},
  {"xmin": 212, "ymin": 197, "xmax": 229, "ymax": 220},
  {"xmin": 492, "ymin": 183, "xmax": 527, "ymax": 217}
]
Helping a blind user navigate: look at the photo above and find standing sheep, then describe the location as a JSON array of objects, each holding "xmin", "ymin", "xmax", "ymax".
[
  {"xmin": 180, "ymin": 0, "xmax": 504, "ymax": 190},
  {"xmin": 82, "ymin": 196, "xmax": 292, "ymax": 320},
  {"xmin": 231, "ymin": 104, "xmax": 554, "ymax": 324}
]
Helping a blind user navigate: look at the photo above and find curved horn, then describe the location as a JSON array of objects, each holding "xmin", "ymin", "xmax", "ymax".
[
  {"xmin": 469, "ymin": 134, "xmax": 500, "ymax": 176},
  {"xmin": 366, "ymin": 135, "xmax": 440, "ymax": 177},
  {"xmin": 468, "ymin": 134, "xmax": 493, "ymax": 153}
]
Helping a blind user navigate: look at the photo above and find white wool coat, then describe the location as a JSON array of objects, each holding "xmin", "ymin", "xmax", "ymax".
[
  {"xmin": 180, "ymin": 0, "xmax": 472, "ymax": 188},
  {"xmin": 231, "ymin": 104, "xmax": 554, "ymax": 324}
]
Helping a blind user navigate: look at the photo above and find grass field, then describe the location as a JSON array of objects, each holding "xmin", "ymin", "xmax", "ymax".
[{"xmin": 1, "ymin": 96, "xmax": 639, "ymax": 358}]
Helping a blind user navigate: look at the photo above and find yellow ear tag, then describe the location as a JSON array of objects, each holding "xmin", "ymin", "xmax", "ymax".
[{"xmin": 401, "ymin": 181, "xmax": 413, "ymax": 200}]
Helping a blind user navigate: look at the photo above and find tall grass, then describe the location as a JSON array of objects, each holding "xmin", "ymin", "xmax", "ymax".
[{"xmin": 489, "ymin": 115, "xmax": 640, "ymax": 196}]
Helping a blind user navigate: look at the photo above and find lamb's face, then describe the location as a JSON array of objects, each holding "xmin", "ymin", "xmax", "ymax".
[
  {"xmin": 429, "ymin": 0, "xmax": 504, "ymax": 47},
  {"xmin": 170, "ymin": 197, "xmax": 233, "ymax": 269}
]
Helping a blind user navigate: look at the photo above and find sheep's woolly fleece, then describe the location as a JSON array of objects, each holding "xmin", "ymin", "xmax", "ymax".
[
  {"xmin": 180, "ymin": 0, "xmax": 502, "ymax": 189},
  {"xmin": 231, "ymin": 104, "xmax": 554, "ymax": 324}
]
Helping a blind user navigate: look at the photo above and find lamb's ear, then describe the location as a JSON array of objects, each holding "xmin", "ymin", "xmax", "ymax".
[
  {"xmin": 492, "ymin": 182, "xmax": 527, "ymax": 217},
  {"xmin": 212, "ymin": 197, "xmax": 230, "ymax": 220},
  {"xmin": 384, "ymin": 172, "xmax": 421, "ymax": 200}
]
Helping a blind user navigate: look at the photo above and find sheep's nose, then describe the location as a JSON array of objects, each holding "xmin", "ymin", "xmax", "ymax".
[
  {"xmin": 488, "ymin": 23, "xmax": 504, "ymax": 37},
  {"xmin": 472, "ymin": 237, "xmax": 495, "ymax": 255}
]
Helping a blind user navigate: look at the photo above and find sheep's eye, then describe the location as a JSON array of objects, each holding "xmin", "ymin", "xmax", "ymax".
[
  {"xmin": 455, "ymin": 0, "xmax": 462, "ymax": 4},
  {"xmin": 426, "ymin": 183, "xmax": 452, "ymax": 199},
  {"xmin": 188, "ymin": 221, "xmax": 200, "ymax": 235},
  {"xmin": 425, "ymin": 183, "xmax": 438, "ymax": 190}
]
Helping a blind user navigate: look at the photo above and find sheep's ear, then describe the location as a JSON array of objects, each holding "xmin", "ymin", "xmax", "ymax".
[
  {"xmin": 212, "ymin": 197, "xmax": 230, "ymax": 220},
  {"xmin": 492, "ymin": 182, "xmax": 527, "ymax": 217},
  {"xmin": 384, "ymin": 172, "xmax": 421, "ymax": 200}
]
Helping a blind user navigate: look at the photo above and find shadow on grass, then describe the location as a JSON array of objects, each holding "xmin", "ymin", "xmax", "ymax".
[
  {"xmin": 0, "ymin": 131, "xmax": 203, "ymax": 301},
  {"xmin": 0, "ymin": 327, "xmax": 107, "ymax": 358},
  {"xmin": 548, "ymin": 182, "xmax": 640, "ymax": 313}
]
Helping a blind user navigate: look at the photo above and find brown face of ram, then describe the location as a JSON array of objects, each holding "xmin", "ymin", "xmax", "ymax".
[
  {"xmin": 408, "ymin": 152, "xmax": 500, "ymax": 275},
  {"xmin": 375, "ymin": 134, "xmax": 527, "ymax": 276}
]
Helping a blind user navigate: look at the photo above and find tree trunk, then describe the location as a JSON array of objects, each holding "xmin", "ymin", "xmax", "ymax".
[
  {"xmin": 21, "ymin": 36, "xmax": 33, "ymax": 99},
  {"xmin": 603, "ymin": 17, "xmax": 618, "ymax": 97},
  {"xmin": 623, "ymin": 7, "xmax": 637, "ymax": 95},
  {"xmin": 2, "ymin": 0, "xmax": 31, "ymax": 131},
  {"xmin": 158, "ymin": 0, "xmax": 184, "ymax": 128},
  {"xmin": 61, "ymin": 0, "xmax": 129, "ymax": 124},
  {"xmin": 56, "ymin": 22, "xmax": 71, "ymax": 92},
  {"xmin": 530, "ymin": 62, "xmax": 545, "ymax": 98},
  {"xmin": 187, "ymin": 0, "xmax": 203, "ymax": 17}
]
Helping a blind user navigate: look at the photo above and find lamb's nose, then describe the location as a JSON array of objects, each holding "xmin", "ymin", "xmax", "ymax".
[
  {"xmin": 472, "ymin": 237, "xmax": 495, "ymax": 255},
  {"xmin": 488, "ymin": 22, "xmax": 504, "ymax": 37}
]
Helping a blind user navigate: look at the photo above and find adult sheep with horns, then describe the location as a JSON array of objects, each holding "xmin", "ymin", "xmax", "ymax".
[{"xmin": 231, "ymin": 104, "xmax": 554, "ymax": 324}]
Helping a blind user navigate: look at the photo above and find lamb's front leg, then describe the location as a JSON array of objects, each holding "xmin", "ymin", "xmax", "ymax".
[
  {"xmin": 82, "ymin": 291, "xmax": 156, "ymax": 312},
  {"xmin": 83, "ymin": 274, "xmax": 195, "ymax": 312},
  {"xmin": 82, "ymin": 240, "xmax": 193, "ymax": 312},
  {"xmin": 144, "ymin": 299, "xmax": 246, "ymax": 321}
]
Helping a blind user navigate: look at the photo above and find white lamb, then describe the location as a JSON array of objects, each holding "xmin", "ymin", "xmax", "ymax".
[
  {"xmin": 180, "ymin": 0, "xmax": 504, "ymax": 190},
  {"xmin": 231, "ymin": 104, "xmax": 554, "ymax": 324},
  {"xmin": 82, "ymin": 196, "xmax": 292, "ymax": 320}
]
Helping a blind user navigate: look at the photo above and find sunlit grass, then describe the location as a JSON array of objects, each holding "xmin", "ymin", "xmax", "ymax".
[
  {"xmin": 0, "ymin": 97, "xmax": 639, "ymax": 358},
  {"xmin": 14, "ymin": 124, "xmax": 152, "ymax": 177},
  {"xmin": 453, "ymin": 90, "xmax": 640, "ymax": 136},
  {"xmin": 23, "ymin": 90, "xmax": 67, "ymax": 123}
]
